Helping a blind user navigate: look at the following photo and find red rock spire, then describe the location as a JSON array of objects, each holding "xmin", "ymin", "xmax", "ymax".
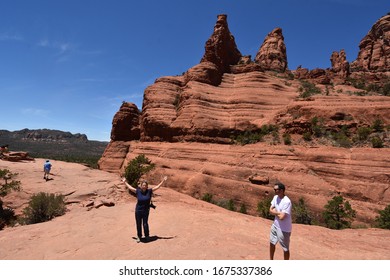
[
  {"xmin": 255, "ymin": 27, "xmax": 288, "ymax": 72},
  {"xmin": 200, "ymin": 14, "xmax": 242, "ymax": 72}
]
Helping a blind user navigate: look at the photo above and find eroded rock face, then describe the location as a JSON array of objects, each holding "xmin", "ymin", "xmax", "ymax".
[
  {"xmin": 184, "ymin": 61, "xmax": 222, "ymax": 86},
  {"xmin": 100, "ymin": 14, "xmax": 390, "ymax": 226},
  {"xmin": 110, "ymin": 102, "xmax": 140, "ymax": 141},
  {"xmin": 351, "ymin": 14, "xmax": 390, "ymax": 71},
  {"xmin": 255, "ymin": 27, "xmax": 287, "ymax": 72},
  {"xmin": 330, "ymin": 49, "xmax": 350, "ymax": 81},
  {"xmin": 200, "ymin": 14, "xmax": 242, "ymax": 73}
]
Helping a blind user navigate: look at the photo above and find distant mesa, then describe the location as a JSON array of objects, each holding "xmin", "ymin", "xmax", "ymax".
[
  {"xmin": 0, "ymin": 129, "xmax": 107, "ymax": 162},
  {"xmin": 0, "ymin": 128, "xmax": 89, "ymax": 143}
]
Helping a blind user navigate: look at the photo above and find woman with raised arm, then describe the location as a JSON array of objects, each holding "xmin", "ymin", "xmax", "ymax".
[{"xmin": 122, "ymin": 175, "xmax": 168, "ymax": 243}]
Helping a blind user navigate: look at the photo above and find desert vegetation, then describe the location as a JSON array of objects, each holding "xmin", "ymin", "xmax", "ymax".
[
  {"xmin": 230, "ymin": 124, "xmax": 279, "ymax": 145},
  {"xmin": 346, "ymin": 77, "xmax": 390, "ymax": 96},
  {"xmin": 322, "ymin": 195, "xmax": 356, "ymax": 230},
  {"xmin": 123, "ymin": 154, "xmax": 156, "ymax": 188},
  {"xmin": 375, "ymin": 204, "xmax": 390, "ymax": 229},
  {"xmin": 228, "ymin": 114, "xmax": 388, "ymax": 149},
  {"xmin": 298, "ymin": 80, "xmax": 322, "ymax": 99},
  {"xmin": 0, "ymin": 168, "xmax": 21, "ymax": 229},
  {"xmin": 1, "ymin": 168, "xmax": 67, "ymax": 229},
  {"xmin": 20, "ymin": 192, "xmax": 66, "ymax": 225},
  {"xmin": 201, "ymin": 192, "xmax": 247, "ymax": 213}
]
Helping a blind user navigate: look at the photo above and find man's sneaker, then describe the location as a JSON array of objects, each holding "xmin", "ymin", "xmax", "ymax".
[{"xmin": 135, "ymin": 237, "xmax": 141, "ymax": 243}]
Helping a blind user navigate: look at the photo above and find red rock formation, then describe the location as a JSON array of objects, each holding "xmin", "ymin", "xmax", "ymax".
[
  {"xmin": 100, "ymin": 14, "xmax": 390, "ymax": 226},
  {"xmin": 98, "ymin": 141, "xmax": 131, "ymax": 172},
  {"xmin": 308, "ymin": 68, "xmax": 331, "ymax": 84},
  {"xmin": 292, "ymin": 67, "xmax": 331, "ymax": 84},
  {"xmin": 255, "ymin": 27, "xmax": 288, "ymax": 72},
  {"xmin": 200, "ymin": 14, "xmax": 242, "ymax": 73},
  {"xmin": 184, "ymin": 61, "xmax": 222, "ymax": 86},
  {"xmin": 293, "ymin": 65, "xmax": 310, "ymax": 79},
  {"xmin": 110, "ymin": 102, "xmax": 140, "ymax": 141},
  {"xmin": 138, "ymin": 15, "xmax": 297, "ymax": 143},
  {"xmin": 330, "ymin": 49, "xmax": 350, "ymax": 82},
  {"xmin": 351, "ymin": 14, "xmax": 390, "ymax": 71}
]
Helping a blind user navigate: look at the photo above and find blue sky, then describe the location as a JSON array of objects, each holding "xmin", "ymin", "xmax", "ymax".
[{"xmin": 0, "ymin": 0, "xmax": 388, "ymax": 141}]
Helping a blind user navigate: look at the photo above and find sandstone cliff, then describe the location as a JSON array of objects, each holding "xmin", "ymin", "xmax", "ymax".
[
  {"xmin": 351, "ymin": 13, "xmax": 390, "ymax": 72},
  {"xmin": 99, "ymin": 14, "xmax": 390, "ymax": 225}
]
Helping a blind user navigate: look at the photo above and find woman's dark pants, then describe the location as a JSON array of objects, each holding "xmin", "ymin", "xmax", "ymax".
[{"xmin": 135, "ymin": 209, "xmax": 150, "ymax": 239}]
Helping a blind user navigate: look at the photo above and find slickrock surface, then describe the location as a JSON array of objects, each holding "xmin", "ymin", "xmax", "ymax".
[
  {"xmin": 1, "ymin": 159, "xmax": 390, "ymax": 260},
  {"xmin": 100, "ymin": 141, "xmax": 390, "ymax": 224}
]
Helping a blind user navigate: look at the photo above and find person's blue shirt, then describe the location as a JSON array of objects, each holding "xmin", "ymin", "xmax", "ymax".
[
  {"xmin": 135, "ymin": 188, "xmax": 152, "ymax": 212},
  {"xmin": 44, "ymin": 161, "xmax": 52, "ymax": 171}
]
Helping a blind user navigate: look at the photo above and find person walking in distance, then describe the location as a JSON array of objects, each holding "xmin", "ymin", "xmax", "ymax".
[
  {"xmin": 43, "ymin": 160, "xmax": 52, "ymax": 181},
  {"xmin": 269, "ymin": 182, "xmax": 292, "ymax": 260},
  {"xmin": 122, "ymin": 176, "xmax": 168, "ymax": 243}
]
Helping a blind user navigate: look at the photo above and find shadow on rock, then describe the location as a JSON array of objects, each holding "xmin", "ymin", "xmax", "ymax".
[{"xmin": 138, "ymin": 235, "xmax": 176, "ymax": 243}]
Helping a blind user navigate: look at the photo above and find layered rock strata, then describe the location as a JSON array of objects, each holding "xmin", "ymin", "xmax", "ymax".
[
  {"xmin": 255, "ymin": 27, "xmax": 288, "ymax": 72},
  {"xmin": 351, "ymin": 14, "xmax": 390, "ymax": 72},
  {"xmin": 99, "ymin": 14, "xmax": 390, "ymax": 225}
]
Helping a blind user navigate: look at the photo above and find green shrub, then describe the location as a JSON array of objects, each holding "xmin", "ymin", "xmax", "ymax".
[
  {"xmin": 374, "ymin": 204, "xmax": 390, "ymax": 229},
  {"xmin": 357, "ymin": 127, "xmax": 372, "ymax": 141},
  {"xmin": 283, "ymin": 133, "xmax": 291, "ymax": 145},
  {"xmin": 271, "ymin": 130, "xmax": 280, "ymax": 144},
  {"xmin": 227, "ymin": 199, "xmax": 236, "ymax": 211},
  {"xmin": 382, "ymin": 82, "xmax": 390, "ymax": 96},
  {"xmin": 231, "ymin": 125, "xmax": 279, "ymax": 145},
  {"xmin": 0, "ymin": 169, "xmax": 21, "ymax": 197},
  {"xmin": 124, "ymin": 154, "xmax": 155, "ymax": 188},
  {"xmin": 0, "ymin": 201, "xmax": 17, "ymax": 230},
  {"xmin": 298, "ymin": 80, "xmax": 321, "ymax": 98},
  {"xmin": 21, "ymin": 192, "xmax": 66, "ymax": 225},
  {"xmin": 257, "ymin": 196, "xmax": 273, "ymax": 220},
  {"xmin": 303, "ymin": 132, "xmax": 312, "ymax": 141},
  {"xmin": 216, "ymin": 199, "xmax": 236, "ymax": 211},
  {"xmin": 366, "ymin": 83, "xmax": 381, "ymax": 93},
  {"xmin": 0, "ymin": 169, "xmax": 21, "ymax": 230},
  {"xmin": 372, "ymin": 119, "xmax": 384, "ymax": 132},
  {"xmin": 322, "ymin": 195, "xmax": 356, "ymax": 229},
  {"xmin": 348, "ymin": 78, "xmax": 366, "ymax": 90},
  {"xmin": 293, "ymin": 197, "xmax": 312, "ymax": 225},
  {"xmin": 201, "ymin": 193, "xmax": 213, "ymax": 203},
  {"xmin": 371, "ymin": 137, "xmax": 384, "ymax": 148},
  {"xmin": 311, "ymin": 117, "xmax": 325, "ymax": 137},
  {"xmin": 312, "ymin": 125, "xmax": 324, "ymax": 137},
  {"xmin": 239, "ymin": 204, "xmax": 247, "ymax": 214},
  {"xmin": 233, "ymin": 130, "xmax": 263, "ymax": 145},
  {"xmin": 332, "ymin": 131, "xmax": 352, "ymax": 148}
]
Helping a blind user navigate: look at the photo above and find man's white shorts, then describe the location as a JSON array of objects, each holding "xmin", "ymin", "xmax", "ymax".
[{"xmin": 270, "ymin": 223, "xmax": 291, "ymax": 251}]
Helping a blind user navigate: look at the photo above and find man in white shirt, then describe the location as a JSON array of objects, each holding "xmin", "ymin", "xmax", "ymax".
[{"xmin": 269, "ymin": 182, "xmax": 292, "ymax": 260}]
